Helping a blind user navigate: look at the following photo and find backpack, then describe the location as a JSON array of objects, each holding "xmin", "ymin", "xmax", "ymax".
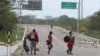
[
  {"xmin": 31, "ymin": 34, "xmax": 35, "ymax": 40},
  {"xmin": 64, "ymin": 36, "xmax": 69, "ymax": 42},
  {"xmin": 26, "ymin": 34, "xmax": 31, "ymax": 40}
]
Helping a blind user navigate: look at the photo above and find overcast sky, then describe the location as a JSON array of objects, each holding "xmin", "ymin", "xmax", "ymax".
[{"xmin": 14, "ymin": 0, "xmax": 100, "ymax": 19}]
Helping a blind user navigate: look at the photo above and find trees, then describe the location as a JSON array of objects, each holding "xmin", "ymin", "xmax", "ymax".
[
  {"xmin": 80, "ymin": 11, "xmax": 100, "ymax": 39},
  {"xmin": 0, "ymin": 0, "xmax": 18, "ymax": 43},
  {"xmin": 0, "ymin": 0, "xmax": 17, "ymax": 31},
  {"xmin": 0, "ymin": 24, "xmax": 3, "ymax": 31},
  {"xmin": 21, "ymin": 15, "xmax": 37, "ymax": 24},
  {"xmin": 59, "ymin": 15, "xmax": 69, "ymax": 20},
  {"xmin": 88, "ymin": 11, "xmax": 100, "ymax": 31}
]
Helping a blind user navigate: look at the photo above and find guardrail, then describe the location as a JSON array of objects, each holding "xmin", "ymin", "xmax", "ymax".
[{"xmin": 75, "ymin": 40, "xmax": 100, "ymax": 48}]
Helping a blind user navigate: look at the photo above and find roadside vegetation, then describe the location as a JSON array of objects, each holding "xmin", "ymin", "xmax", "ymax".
[
  {"xmin": 0, "ymin": 28, "xmax": 24, "ymax": 43},
  {"xmin": 0, "ymin": 0, "xmax": 24, "ymax": 44}
]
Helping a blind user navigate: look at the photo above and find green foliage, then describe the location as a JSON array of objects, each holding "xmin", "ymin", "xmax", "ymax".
[
  {"xmin": 0, "ymin": 0, "xmax": 10, "ymax": 6},
  {"xmin": 59, "ymin": 15, "xmax": 69, "ymax": 20},
  {"xmin": 0, "ymin": 0, "xmax": 18, "ymax": 43},
  {"xmin": 45, "ymin": 17, "xmax": 77, "ymax": 31},
  {"xmin": 0, "ymin": 28, "xmax": 24, "ymax": 43},
  {"xmin": 17, "ymin": 28, "xmax": 25, "ymax": 40},
  {"xmin": 80, "ymin": 10, "xmax": 100, "ymax": 39},
  {"xmin": 89, "ymin": 11, "xmax": 100, "ymax": 31},
  {"xmin": 0, "ymin": 1, "xmax": 17, "ymax": 31}
]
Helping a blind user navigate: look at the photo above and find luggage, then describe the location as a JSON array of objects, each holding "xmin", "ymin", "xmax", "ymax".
[{"xmin": 24, "ymin": 45, "xmax": 29, "ymax": 52}]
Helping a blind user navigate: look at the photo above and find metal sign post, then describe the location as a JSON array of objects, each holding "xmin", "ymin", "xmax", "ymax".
[
  {"xmin": 7, "ymin": 30, "xmax": 11, "ymax": 43},
  {"xmin": 61, "ymin": 1, "xmax": 81, "ymax": 33},
  {"xmin": 7, "ymin": 30, "xmax": 11, "ymax": 56},
  {"xmin": 77, "ymin": 0, "xmax": 81, "ymax": 33}
]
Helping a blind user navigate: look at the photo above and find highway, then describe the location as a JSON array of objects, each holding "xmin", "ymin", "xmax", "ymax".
[{"xmin": 12, "ymin": 25, "xmax": 100, "ymax": 56}]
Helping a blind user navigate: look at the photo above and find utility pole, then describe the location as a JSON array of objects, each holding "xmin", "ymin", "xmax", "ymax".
[
  {"xmin": 77, "ymin": 0, "xmax": 81, "ymax": 33},
  {"xmin": 17, "ymin": 1, "xmax": 22, "ymax": 33},
  {"xmin": 81, "ymin": 0, "xmax": 83, "ymax": 19}
]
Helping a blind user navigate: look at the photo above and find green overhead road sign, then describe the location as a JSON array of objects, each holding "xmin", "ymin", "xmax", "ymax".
[{"xmin": 61, "ymin": 2, "xmax": 77, "ymax": 9}]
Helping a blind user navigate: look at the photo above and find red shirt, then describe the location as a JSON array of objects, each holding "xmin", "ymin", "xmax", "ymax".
[
  {"xmin": 67, "ymin": 36, "xmax": 75, "ymax": 48},
  {"xmin": 30, "ymin": 32, "xmax": 39, "ymax": 42},
  {"xmin": 48, "ymin": 35, "xmax": 52, "ymax": 45}
]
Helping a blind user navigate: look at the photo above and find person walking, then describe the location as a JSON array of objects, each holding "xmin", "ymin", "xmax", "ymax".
[
  {"xmin": 67, "ymin": 31, "xmax": 75, "ymax": 55},
  {"xmin": 51, "ymin": 25, "xmax": 53, "ymax": 29},
  {"xmin": 21, "ymin": 37, "xmax": 29, "ymax": 55},
  {"xmin": 30, "ymin": 29, "xmax": 39, "ymax": 55},
  {"xmin": 46, "ymin": 31, "xmax": 53, "ymax": 55}
]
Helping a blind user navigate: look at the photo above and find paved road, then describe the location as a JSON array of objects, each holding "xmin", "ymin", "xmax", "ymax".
[{"xmin": 12, "ymin": 25, "xmax": 100, "ymax": 56}]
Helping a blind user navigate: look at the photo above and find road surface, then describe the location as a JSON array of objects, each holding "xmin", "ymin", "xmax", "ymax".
[{"xmin": 12, "ymin": 25, "xmax": 100, "ymax": 56}]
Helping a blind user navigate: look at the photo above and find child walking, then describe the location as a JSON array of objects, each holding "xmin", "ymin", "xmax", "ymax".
[
  {"xmin": 46, "ymin": 31, "xmax": 53, "ymax": 55},
  {"xmin": 21, "ymin": 37, "xmax": 29, "ymax": 55}
]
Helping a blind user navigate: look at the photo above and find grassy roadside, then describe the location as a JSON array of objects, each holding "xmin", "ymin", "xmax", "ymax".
[
  {"xmin": 0, "ymin": 27, "xmax": 25, "ymax": 44},
  {"xmin": 17, "ymin": 28, "xmax": 25, "ymax": 40}
]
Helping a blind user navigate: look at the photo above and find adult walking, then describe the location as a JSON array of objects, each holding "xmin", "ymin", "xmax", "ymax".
[
  {"xmin": 67, "ymin": 31, "xmax": 75, "ymax": 55},
  {"xmin": 46, "ymin": 31, "xmax": 53, "ymax": 55},
  {"xmin": 30, "ymin": 29, "xmax": 39, "ymax": 55}
]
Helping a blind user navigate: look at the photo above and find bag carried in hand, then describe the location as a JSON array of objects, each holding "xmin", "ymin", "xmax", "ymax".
[
  {"xmin": 24, "ymin": 45, "xmax": 29, "ymax": 52},
  {"xmin": 64, "ymin": 36, "xmax": 69, "ymax": 42},
  {"xmin": 46, "ymin": 40, "xmax": 50, "ymax": 45},
  {"xmin": 35, "ymin": 44, "xmax": 39, "ymax": 51}
]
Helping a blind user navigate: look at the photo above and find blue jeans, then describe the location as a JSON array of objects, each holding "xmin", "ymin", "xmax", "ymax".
[
  {"xmin": 30, "ymin": 41, "xmax": 36, "ymax": 53},
  {"xmin": 67, "ymin": 45, "xmax": 73, "ymax": 54},
  {"xmin": 48, "ymin": 44, "xmax": 53, "ymax": 49}
]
